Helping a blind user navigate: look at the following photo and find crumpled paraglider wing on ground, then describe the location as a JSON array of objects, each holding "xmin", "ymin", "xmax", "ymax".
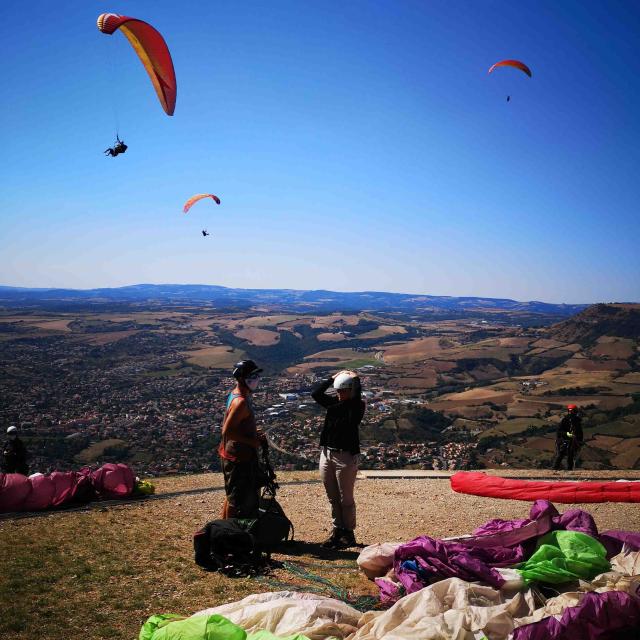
[
  {"xmin": 350, "ymin": 577, "xmax": 535, "ymax": 640},
  {"xmin": 511, "ymin": 591, "xmax": 640, "ymax": 640},
  {"xmin": 451, "ymin": 471, "xmax": 640, "ymax": 503},
  {"xmin": 97, "ymin": 13, "xmax": 176, "ymax": 116},
  {"xmin": 599, "ymin": 529, "xmax": 640, "ymax": 557},
  {"xmin": 91, "ymin": 462, "xmax": 135, "ymax": 498},
  {"xmin": 356, "ymin": 542, "xmax": 400, "ymax": 579},
  {"xmin": 0, "ymin": 463, "xmax": 137, "ymax": 513},
  {"xmin": 393, "ymin": 535, "xmax": 508, "ymax": 594},
  {"xmin": 140, "ymin": 613, "xmax": 246, "ymax": 640},
  {"xmin": 193, "ymin": 591, "xmax": 361, "ymax": 640},
  {"xmin": 0, "ymin": 472, "xmax": 30, "ymax": 511},
  {"xmin": 516, "ymin": 530, "xmax": 610, "ymax": 585}
]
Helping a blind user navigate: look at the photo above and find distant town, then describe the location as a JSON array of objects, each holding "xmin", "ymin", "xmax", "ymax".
[{"xmin": 1, "ymin": 301, "xmax": 638, "ymax": 474}]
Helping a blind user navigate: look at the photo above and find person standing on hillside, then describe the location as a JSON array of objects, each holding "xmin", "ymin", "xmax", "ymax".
[
  {"xmin": 2, "ymin": 426, "xmax": 29, "ymax": 475},
  {"xmin": 312, "ymin": 370, "xmax": 366, "ymax": 549},
  {"xmin": 218, "ymin": 360, "xmax": 267, "ymax": 519},
  {"xmin": 553, "ymin": 404, "xmax": 584, "ymax": 470}
]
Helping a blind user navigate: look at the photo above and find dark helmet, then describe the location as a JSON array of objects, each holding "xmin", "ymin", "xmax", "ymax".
[{"xmin": 232, "ymin": 360, "xmax": 263, "ymax": 380}]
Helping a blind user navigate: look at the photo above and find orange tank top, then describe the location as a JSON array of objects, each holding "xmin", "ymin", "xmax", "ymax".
[{"xmin": 218, "ymin": 392, "xmax": 258, "ymax": 462}]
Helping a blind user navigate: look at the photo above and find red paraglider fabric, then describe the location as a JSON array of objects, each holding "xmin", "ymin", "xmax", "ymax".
[{"xmin": 451, "ymin": 471, "xmax": 640, "ymax": 503}]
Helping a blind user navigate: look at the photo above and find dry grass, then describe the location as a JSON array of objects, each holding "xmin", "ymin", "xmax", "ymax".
[
  {"xmin": 26, "ymin": 319, "xmax": 74, "ymax": 332},
  {"xmin": 75, "ymin": 439, "xmax": 126, "ymax": 464},
  {"xmin": 183, "ymin": 345, "xmax": 246, "ymax": 369},
  {"xmin": 382, "ymin": 337, "xmax": 444, "ymax": 364},
  {"xmin": 316, "ymin": 332, "xmax": 348, "ymax": 342},
  {"xmin": 310, "ymin": 315, "xmax": 361, "ymax": 328},
  {"xmin": 303, "ymin": 348, "xmax": 365, "ymax": 362},
  {"xmin": 235, "ymin": 327, "xmax": 281, "ymax": 346},
  {"xmin": 357, "ymin": 325, "xmax": 408, "ymax": 340},
  {"xmin": 564, "ymin": 357, "xmax": 631, "ymax": 372},
  {"xmin": 610, "ymin": 438, "xmax": 640, "ymax": 468},
  {"xmin": 240, "ymin": 315, "xmax": 305, "ymax": 328},
  {"xmin": 592, "ymin": 338, "xmax": 636, "ymax": 359},
  {"xmin": 2, "ymin": 471, "xmax": 640, "ymax": 640}
]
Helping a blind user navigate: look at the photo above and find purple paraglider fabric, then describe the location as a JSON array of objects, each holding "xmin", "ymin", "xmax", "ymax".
[
  {"xmin": 393, "ymin": 535, "xmax": 508, "ymax": 595},
  {"xmin": 512, "ymin": 591, "xmax": 640, "ymax": 640},
  {"xmin": 598, "ymin": 529, "xmax": 640, "ymax": 558},
  {"xmin": 381, "ymin": 500, "xmax": 640, "ymax": 602}
]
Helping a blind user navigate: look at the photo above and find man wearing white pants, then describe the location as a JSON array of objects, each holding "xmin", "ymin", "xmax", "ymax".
[{"xmin": 312, "ymin": 371, "xmax": 366, "ymax": 549}]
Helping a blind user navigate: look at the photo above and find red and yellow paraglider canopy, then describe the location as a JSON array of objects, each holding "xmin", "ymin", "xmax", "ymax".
[{"xmin": 97, "ymin": 13, "xmax": 177, "ymax": 116}]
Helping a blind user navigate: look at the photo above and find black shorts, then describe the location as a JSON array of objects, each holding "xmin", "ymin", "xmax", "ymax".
[{"xmin": 221, "ymin": 457, "xmax": 259, "ymax": 518}]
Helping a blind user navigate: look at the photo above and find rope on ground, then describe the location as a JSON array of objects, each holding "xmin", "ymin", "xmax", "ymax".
[{"xmin": 256, "ymin": 560, "xmax": 383, "ymax": 612}]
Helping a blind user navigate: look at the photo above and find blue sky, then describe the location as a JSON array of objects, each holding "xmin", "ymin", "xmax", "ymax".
[{"xmin": 1, "ymin": 0, "xmax": 639, "ymax": 303}]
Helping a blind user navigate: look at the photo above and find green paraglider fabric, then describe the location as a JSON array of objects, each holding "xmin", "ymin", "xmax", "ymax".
[
  {"xmin": 139, "ymin": 613, "xmax": 313, "ymax": 640},
  {"xmin": 139, "ymin": 613, "xmax": 247, "ymax": 640},
  {"xmin": 516, "ymin": 530, "xmax": 610, "ymax": 585},
  {"xmin": 246, "ymin": 631, "xmax": 311, "ymax": 640}
]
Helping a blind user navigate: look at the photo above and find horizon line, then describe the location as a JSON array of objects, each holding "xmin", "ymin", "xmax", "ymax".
[{"xmin": 0, "ymin": 281, "xmax": 617, "ymax": 307}]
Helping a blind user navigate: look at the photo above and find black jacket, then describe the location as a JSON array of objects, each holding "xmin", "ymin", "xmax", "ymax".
[
  {"xmin": 2, "ymin": 437, "xmax": 28, "ymax": 475},
  {"xmin": 311, "ymin": 377, "xmax": 365, "ymax": 455},
  {"xmin": 557, "ymin": 414, "xmax": 583, "ymax": 443}
]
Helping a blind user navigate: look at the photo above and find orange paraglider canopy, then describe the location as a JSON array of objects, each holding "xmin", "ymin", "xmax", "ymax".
[
  {"xmin": 97, "ymin": 13, "xmax": 176, "ymax": 116},
  {"xmin": 183, "ymin": 194, "xmax": 221, "ymax": 214},
  {"xmin": 488, "ymin": 59, "xmax": 532, "ymax": 78}
]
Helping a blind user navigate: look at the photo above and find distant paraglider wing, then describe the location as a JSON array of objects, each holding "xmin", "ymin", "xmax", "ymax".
[
  {"xmin": 97, "ymin": 13, "xmax": 177, "ymax": 116},
  {"xmin": 488, "ymin": 59, "xmax": 532, "ymax": 78},
  {"xmin": 183, "ymin": 194, "xmax": 221, "ymax": 214}
]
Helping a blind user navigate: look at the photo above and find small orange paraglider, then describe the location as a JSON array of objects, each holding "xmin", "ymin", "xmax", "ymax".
[
  {"xmin": 183, "ymin": 194, "xmax": 221, "ymax": 214},
  {"xmin": 488, "ymin": 60, "xmax": 531, "ymax": 102},
  {"xmin": 488, "ymin": 59, "xmax": 532, "ymax": 78}
]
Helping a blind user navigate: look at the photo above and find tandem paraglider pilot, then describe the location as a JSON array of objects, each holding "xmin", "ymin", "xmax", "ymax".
[
  {"xmin": 2, "ymin": 425, "xmax": 29, "ymax": 475},
  {"xmin": 218, "ymin": 360, "xmax": 267, "ymax": 519},
  {"xmin": 312, "ymin": 370, "xmax": 366, "ymax": 549}
]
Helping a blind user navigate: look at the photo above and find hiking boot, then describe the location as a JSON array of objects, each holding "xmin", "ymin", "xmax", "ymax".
[
  {"xmin": 336, "ymin": 529, "xmax": 356, "ymax": 548},
  {"xmin": 321, "ymin": 528, "xmax": 343, "ymax": 549}
]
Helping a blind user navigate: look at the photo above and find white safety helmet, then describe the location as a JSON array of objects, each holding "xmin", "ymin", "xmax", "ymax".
[
  {"xmin": 7, "ymin": 425, "xmax": 18, "ymax": 434},
  {"xmin": 333, "ymin": 371, "xmax": 358, "ymax": 391}
]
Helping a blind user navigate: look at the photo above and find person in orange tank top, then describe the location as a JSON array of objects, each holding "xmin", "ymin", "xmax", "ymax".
[{"xmin": 218, "ymin": 360, "xmax": 267, "ymax": 518}]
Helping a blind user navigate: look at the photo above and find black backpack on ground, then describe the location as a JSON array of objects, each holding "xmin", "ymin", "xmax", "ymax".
[
  {"xmin": 248, "ymin": 493, "xmax": 294, "ymax": 549},
  {"xmin": 193, "ymin": 518, "xmax": 262, "ymax": 576}
]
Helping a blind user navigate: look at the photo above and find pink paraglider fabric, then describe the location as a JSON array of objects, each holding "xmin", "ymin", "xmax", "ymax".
[
  {"xmin": 91, "ymin": 463, "xmax": 135, "ymax": 498},
  {"xmin": 0, "ymin": 463, "xmax": 136, "ymax": 513}
]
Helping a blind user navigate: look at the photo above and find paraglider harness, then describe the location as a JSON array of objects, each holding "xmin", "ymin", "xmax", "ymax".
[
  {"xmin": 104, "ymin": 135, "xmax": 128, "ymax": 157},
  {"xmin": 193, "ymin": 442, "xmax": 294, "ymax": 577}
]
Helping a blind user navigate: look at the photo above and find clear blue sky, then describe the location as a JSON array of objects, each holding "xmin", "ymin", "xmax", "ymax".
[{"xmin": 1, "ymin": 0, "xmax": 639, "ymax": 303}]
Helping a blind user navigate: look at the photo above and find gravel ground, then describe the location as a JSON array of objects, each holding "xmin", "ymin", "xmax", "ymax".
[{"xmin": 150, "ymin": 470, "xmax": 640, "ymax": 544}]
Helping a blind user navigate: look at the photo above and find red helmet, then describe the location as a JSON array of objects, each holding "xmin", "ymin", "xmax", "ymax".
[{"xmin": 567, "ymin": 404, "xmax": 578, "ymax": 412}]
